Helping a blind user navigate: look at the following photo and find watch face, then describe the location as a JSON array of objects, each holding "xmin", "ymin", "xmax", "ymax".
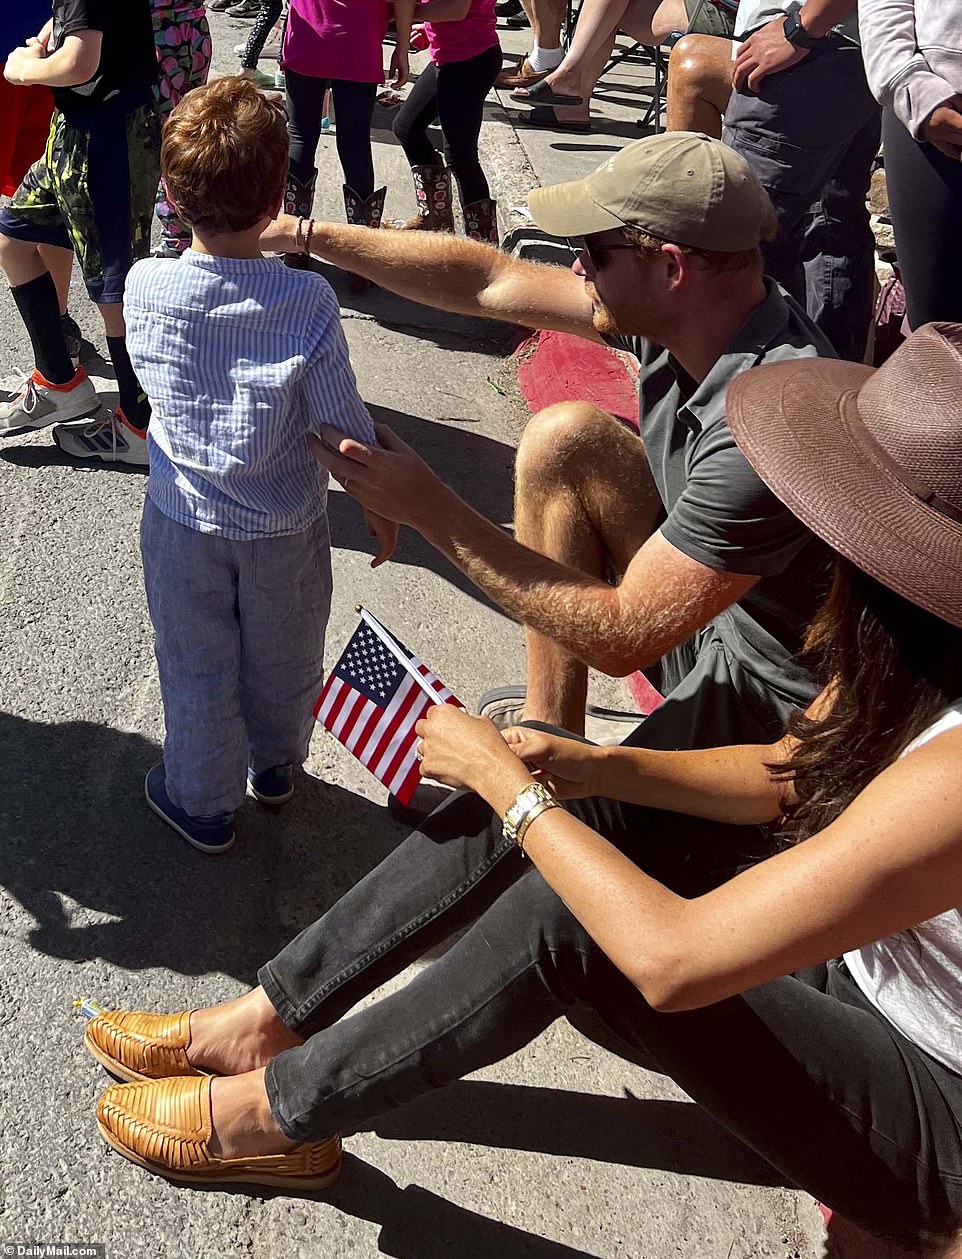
[{"xmin": 784, "ymin": 10, "xmax": 816, "ymax": 45}]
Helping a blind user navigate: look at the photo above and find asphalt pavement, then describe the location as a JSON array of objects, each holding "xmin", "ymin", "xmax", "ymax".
[{"xmin": 0, "ymin": 12, "xmax": 827, "ymax": 1258}]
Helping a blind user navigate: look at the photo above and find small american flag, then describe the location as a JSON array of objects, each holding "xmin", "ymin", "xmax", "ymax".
[{"xmin": 315, "ymin": 609, "xmax": 464, "ymax": 805}]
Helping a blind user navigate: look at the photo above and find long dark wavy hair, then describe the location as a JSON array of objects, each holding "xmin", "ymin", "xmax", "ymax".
[{"xmin": 772, "ymin": 556, "xmax": 962, "ymax": 845}]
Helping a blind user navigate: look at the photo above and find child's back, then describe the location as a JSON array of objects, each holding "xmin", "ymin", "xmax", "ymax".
[
  {"xmin": 126, "ymin": 253, "xmax": 371, "ymax": 538},
  {"xmin": 127, "ymin": 78, "xmax": 380, "ymax": 854}
]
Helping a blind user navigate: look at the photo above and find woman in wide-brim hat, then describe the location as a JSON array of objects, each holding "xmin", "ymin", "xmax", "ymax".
[{"xmin": 86, "ymin": 326, "xmax": 962, "ymax": 1251}]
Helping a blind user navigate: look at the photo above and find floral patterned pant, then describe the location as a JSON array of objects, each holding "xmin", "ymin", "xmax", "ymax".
[{"xmin": 153, "ymin": 11, "xmax": 212, "ymax": 251}]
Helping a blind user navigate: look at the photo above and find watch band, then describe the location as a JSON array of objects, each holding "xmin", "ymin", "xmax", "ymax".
[
  {"xmin": 502, "ymin": 782, "xmax": 561, "ymax": 854},
  {"xmin": 782, "ymin": 8, "xmax": 821, "ymax": 48}
]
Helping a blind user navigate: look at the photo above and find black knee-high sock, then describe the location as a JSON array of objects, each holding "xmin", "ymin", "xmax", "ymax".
[
  {"xmin": 106, "ymin": 336, "xmax": 151, "ymax": 431},
  {"xmin": 11, "ymin": 272, "xmax": 75, "ymax": 385}
]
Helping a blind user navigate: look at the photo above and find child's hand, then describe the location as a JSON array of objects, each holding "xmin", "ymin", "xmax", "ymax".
[
  {"xmin": 389, "ymin": 46, "xmax": 410, "ymax": 87},
  {"xmin": 363, "ymin": 508, "xmax": 399, "ymax": 568}
]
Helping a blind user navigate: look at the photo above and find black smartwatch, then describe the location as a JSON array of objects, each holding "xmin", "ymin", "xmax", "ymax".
[{"xmin": 782, "ymin": 6, "xmax": 822, "ymax": 47}]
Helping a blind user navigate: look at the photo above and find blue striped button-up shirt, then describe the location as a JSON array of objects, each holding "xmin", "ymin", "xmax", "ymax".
[{"xmin": 125, "ymin": 250, "xmax": 376, "ymax": 540}]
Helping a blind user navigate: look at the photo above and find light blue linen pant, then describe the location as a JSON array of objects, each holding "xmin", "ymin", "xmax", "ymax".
[{"xmin": 141, "ymin": 498, "xmax": 332, "ymax": 817}]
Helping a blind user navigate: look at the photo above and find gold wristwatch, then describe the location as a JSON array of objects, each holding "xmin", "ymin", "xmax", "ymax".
[{"xmin": 502, "ymin": 782, "xmax": 561, "ymax": 855}]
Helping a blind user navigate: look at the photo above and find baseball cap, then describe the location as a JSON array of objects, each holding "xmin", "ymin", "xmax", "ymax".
[{"xmin": 527, "ymin": 132, "xmax": 776, "ymax": 252}]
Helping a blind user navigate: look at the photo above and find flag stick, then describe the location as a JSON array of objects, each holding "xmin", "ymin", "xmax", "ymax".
[{"xmin": 358, "ymin": 607, "xmax": 445, "ymax": 706}]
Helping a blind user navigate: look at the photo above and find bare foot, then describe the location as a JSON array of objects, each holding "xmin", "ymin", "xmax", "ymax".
[
  {"xmin": 187, "ymin": 987, "xmax": 303, "ymax": 1075},
  {"xmin": 207, "ymin": 1069, "xmax": 299, "ymax": 1159},
  {"xmin": 544, "ymin": 68, "xmax": 584, "ymax": 97},
  {"xmin": 515, "ymin": 68, "xmax": 584, "ymax": 100},
  {"xmin": 547, "ymin": 102, "xmax": 591, "ymax": 123}
]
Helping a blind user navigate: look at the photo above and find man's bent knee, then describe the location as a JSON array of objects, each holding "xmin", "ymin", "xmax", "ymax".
[
  {"xmin": 518, "ymin": 401, "xmax": 622, "ymax": 473},
  {"xmin": 670, "ymin": 34, "xmax": 723, "ymax": 91},
  {"xmin": 516, "ymin": 401, "xmax": 639, "ymax": 506}
]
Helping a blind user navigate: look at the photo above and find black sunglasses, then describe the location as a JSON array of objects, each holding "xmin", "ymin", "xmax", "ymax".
[{"xmin": 569, "ymin": 233, "xmax": 639, "ymax": 271}]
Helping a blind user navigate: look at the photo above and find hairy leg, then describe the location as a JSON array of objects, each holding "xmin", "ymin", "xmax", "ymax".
[
  {"xmin": 665, "ymin": 33, "xmax": 734, "ymax": 137},
  {"xmin": 513, "ymin": 402, "xmax": 660, "ymax": 732},
  {"xmin": 524, "ymin": 0, "xmax": 566, "ymax": 47}
]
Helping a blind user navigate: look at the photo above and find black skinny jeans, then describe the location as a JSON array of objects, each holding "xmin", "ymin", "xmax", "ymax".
[
  {"xmin": 392, "ymin": 43, "xmax": 502, "ymax": 205},
  {"xmin": 260, "ymin": 727, "xmax": 962, "ymax": 1251},
  {"xmin": 285, "ymin": 68, "xmax": 377, "ymax": 197},
  {"xmin": 882, "ymin": 107, "xmax": 962, "ymax": 329}
]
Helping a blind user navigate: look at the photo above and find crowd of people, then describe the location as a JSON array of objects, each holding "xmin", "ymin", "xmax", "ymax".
[{"xmin": 3, "ymin": 1, "xmax": 962, "ymax": 1256}]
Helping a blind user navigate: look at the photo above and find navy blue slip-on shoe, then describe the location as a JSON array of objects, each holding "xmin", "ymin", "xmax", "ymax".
[
  {"xmin": 247, "ymin": 763, "xmax": 295, "ymax": 806},
  {"xmin": 144, "ymin": 763, "xmax": 236, "ymax": 854}
]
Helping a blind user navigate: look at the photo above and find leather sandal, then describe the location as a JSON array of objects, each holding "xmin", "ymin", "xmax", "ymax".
[
  {"xmin": 85, "ymin": 1009, "xmax": 210, "ymax": 1083},
  {"xmin": 97, "ymin": 1075, "xmax": 342, "ymax": 1190},
  {"xmin": 511, "ymin": 79, "xmax": 585, "ymax": 107},
  {"xmin": 495, "ymin": 57, "xmax": 551, "ymax": 91}
]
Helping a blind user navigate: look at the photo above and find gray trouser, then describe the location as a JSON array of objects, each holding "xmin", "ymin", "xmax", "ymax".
[
  {"xmin": 140, "ymin": 498, "xmax": 332, "ymax": 816},
  {"xmin": 723, "ymin": 35, "xmax": 881, "ymax": 362}
]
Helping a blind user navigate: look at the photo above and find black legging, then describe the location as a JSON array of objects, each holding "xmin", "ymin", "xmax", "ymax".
[
  {"xmin": 392, "ymin": 42, "xmax": 502, "ymax": 204},
  {"xmin": 240, "ymin": 0, "xmax": 283, "ymax": 71},
  {"xmin": 882, "ymin": 107, "xmax": 962, "ymax": 329},
  {"xmin": 285, "ymin": 69, "xmax": 377, "ymax": 197}
]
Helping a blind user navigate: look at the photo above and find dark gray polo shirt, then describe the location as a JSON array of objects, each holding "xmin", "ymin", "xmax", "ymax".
[{"xmin": 607, "ymin": 280, "xmax": 835, "ymax": 708}]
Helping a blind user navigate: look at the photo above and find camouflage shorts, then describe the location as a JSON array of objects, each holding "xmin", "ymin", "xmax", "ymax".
[{"xmin": 0, "ymin": 99, "xmax": 161, "ymax": 304}]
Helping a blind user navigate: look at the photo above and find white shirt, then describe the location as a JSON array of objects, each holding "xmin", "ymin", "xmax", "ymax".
[
  {"xmin": 734, "ymin": 0, "xmax": 859, "ymax": 44},
  {"xmin": 844, "ymin": 702, "xmax": 962, "ymax": 1074}
]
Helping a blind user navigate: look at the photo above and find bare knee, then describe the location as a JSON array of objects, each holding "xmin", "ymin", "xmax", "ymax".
[
  {"xmin": 0, "ymin": 232, "xmax": 38, "ymax": 273},
  {"xmin": 669, "ymin": 34, "xmax": 712, "ymax": 92},
  {"xmin": 672, "ymin": 33, "xmax": 733, "ymax": 95},
  {"xmin": 517, "ymin": 401, "xmax": 620, "ymax": 492},
  {"xmin": 650, "ymin": 0, "xmax": 689, "ymax": 44}
]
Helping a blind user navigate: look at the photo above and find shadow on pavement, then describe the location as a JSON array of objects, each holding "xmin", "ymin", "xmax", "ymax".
[
  {"xmin": 0, "ymin": 710, "xmax": 407, "ymax": 982},
  {"xmin": 166, "ymin": 1153, "xmax": 603, "ymax": 1259},
  {"xmin": 327, "ymin": 402, "xmax": 515, "ymax": 611},
  {"xmin": 0, "ymin": 443, "xmax": 146, "ymax": 472},
  {"xmin": 371, "ymin": 1082, "xmax": 786, "ymax": 1187},
  {"xmin": 316, "ymin": 260, "xmax": 519, "ymax": 355},
  {"xmin": 331, "ymin": 1157, "xmax": 604, "ymax": 1259}
]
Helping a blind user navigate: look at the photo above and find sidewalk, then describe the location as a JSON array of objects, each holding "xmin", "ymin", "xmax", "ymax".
[{"xmin": 482, "ymin": 15, "xmax": 663, "ymax": 232}]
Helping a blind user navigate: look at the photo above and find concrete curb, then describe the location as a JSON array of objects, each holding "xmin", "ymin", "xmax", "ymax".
[{"xmin": 479, "ymin": 89, "xmax": 542, "ymax": 241}]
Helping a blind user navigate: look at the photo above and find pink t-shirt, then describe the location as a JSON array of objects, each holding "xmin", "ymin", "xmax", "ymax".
[
  {"xmin": 424, "ymin": 0, "xmax": 499, "ymax": 66},
  {"xmin": 282, "ymin": 0, "xmax": 390, "ymax": 82}
]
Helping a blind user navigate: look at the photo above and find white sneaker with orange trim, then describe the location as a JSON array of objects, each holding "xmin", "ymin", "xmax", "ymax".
[
  {"xmin": 53, "ymin": 407, "xmax": 150, "ymax": 467},
  {"xmin": 0, "ymin": 366, "xmax": 99, "ymax": 432}
]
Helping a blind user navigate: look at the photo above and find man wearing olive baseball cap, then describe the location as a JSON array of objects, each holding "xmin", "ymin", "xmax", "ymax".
[
  {"xmin": 526, "ymin": 128, "xmax": 777, "ymax": 253},
  {"xmin": 267, "ymin": 132, "xmax": 837, "ymax": 822}
]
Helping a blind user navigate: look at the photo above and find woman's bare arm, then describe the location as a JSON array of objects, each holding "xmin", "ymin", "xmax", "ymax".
[{"xmin": 416, "ymin": 697, "xmax": 962, "ymax": 1015}]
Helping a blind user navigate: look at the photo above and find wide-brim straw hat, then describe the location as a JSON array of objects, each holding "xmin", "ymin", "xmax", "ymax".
[{"xmin": 727, "ymin": 322, "xmax": 962, "ymax": 629}]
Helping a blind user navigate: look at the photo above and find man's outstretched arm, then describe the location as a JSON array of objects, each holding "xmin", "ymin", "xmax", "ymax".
[
  {"xmin": 311, "ymin": 426, "xmax": 758, "ymax": 677},
  {"xmin": 260, "ymin": 216, "xmax": 602, "ymax": 341}
]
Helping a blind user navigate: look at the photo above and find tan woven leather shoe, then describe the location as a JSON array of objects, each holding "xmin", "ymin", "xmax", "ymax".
[
  {"xmin": 85, "ymin": 1010, "xmax": 209, "ymax": 1083},
  {"xmin": 494, "ymin": 57, "xmax": 550, "ymax": 91},
  {"xmin": 97, "ymin": 1076, "xmax": 342, "ymax": 1190}
]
